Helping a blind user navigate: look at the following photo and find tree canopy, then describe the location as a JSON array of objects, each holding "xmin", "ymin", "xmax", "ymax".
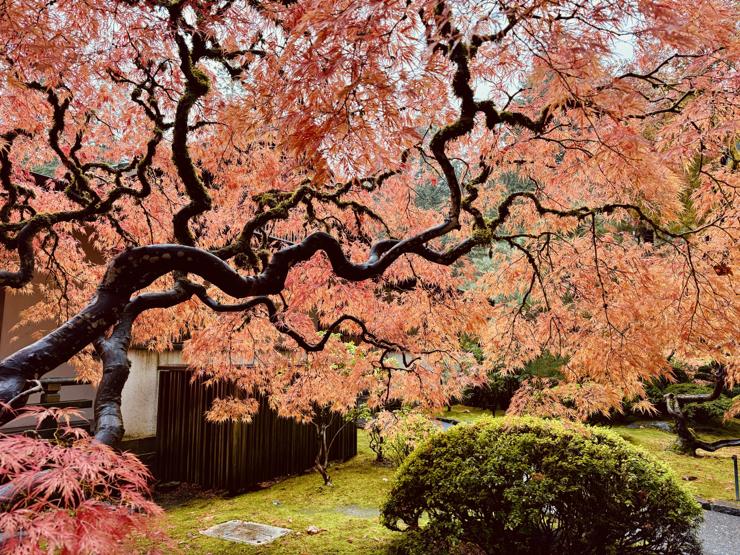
[{"xmin": 0, "ymin": 0, "xmax": 737, "ymax": 439}]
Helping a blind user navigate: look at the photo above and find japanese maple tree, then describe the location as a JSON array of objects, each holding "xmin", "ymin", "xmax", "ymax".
[
  {"xmin": 0, "ymin": 0, "xmax": 737, "ymax": 546},
  {"xmin": 0, "ymin": 406, "xmax": 162, "ymax": 553}
]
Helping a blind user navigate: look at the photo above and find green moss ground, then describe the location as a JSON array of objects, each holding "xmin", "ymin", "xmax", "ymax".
[
  {"xmin": 435, "ymin": 404, "xmax": 499, "ymax": 423},
  {"xmin": 158, "ymin": 431, "xmax": 399, "ymax": 554},
  {"xmin": 613, "ymin": 422, "xmax": 740, "ymax": 504},
  {"xmin": 161, "ymin": 406, "xmax": 740, "ymax": 553}
]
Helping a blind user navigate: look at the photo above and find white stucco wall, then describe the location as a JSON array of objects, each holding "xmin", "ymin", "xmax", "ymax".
[
  {"xmin": 1, "ymin": 286, "xmax": 186, "ymax": 439},
  {"xmin": 157, "ymin": 349, "xmax": 184, "ymax": 368},
  {"xmin": 122, "ymin": 349, "xmax": 183, "ymax": 439}
]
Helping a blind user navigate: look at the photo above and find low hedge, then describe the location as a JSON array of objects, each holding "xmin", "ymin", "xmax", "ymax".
[{"xmin": 381, "ymin": 417, "xmax": 702, "ymax": 555}]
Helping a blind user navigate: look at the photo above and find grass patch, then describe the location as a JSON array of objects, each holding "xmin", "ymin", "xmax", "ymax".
[
  {"xmin": 612, "ymin": 422, "xmax": 740, "ymax": 505},
  {"xmin": 160, "ymin": 406, "xmax": 739, "ymax": 553},
  {"xmin": 159, "ymin": 431, "xmax": 398, "ymax": 554},
  {"xmin": 433, "ymin": 404, "xmax": 499, "ymax": 423}
]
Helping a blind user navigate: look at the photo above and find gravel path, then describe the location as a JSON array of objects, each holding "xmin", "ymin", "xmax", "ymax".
[{"xmin": 700, "ymin": 511, "xmax": 740, "ymax": 555}]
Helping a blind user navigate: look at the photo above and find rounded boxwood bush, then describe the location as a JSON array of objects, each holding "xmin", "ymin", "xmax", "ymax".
[{"xmin": 381, "ymin": 417, "xmax": 702, "ymax": 555}]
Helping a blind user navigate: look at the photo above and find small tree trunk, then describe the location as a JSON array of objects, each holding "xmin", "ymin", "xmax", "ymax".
[
  {"xmin": 666, "ymin": 397, "xmax": 699, "ymax": 456},
  {"xmin": 315, "ymin": 461, "xmax": 332, "ymax": 486},
  {"xmin": 374, "ymin": 434, "xmax": 385, "ymax": 463},
  {"xmin": 368, "ymin": 422, "xmax": 385, "ymax": 463},
  {"xmin": 314, "ymin": 422, "xmax": 333, "ymax": 486}
]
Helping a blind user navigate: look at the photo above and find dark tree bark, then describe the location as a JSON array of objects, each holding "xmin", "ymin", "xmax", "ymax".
[
  {"xmin": 368, "ymin": 422, "xmax": 385, "ymax": 463},
  {"xmin": 664, "ymin": 364, "xmax": 740, "ymax": 455},
  {"xmin": 314, "ymin": 421, "xmax": 333, "ymax": 487}
]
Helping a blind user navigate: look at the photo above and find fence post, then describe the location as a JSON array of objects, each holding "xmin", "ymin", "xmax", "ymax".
[{"xmin": 733, "ymin": 455, "xmax": 739, "ymax": 502}]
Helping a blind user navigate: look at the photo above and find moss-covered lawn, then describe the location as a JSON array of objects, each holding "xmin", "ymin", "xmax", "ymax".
[
  {"xmin": 435, "ymin": 404, "xmax": 499, "ymax": 423},
  {"xmin": 613, "ymin": 422, "xmax": 740, "ymax": 504},
  {"xmin": 158, "ymin": 431, "xmax": 399, "ymax": 554},
  {"xmin": 160, "ymin": 407, "xmax": 740, "ymax": 553}
]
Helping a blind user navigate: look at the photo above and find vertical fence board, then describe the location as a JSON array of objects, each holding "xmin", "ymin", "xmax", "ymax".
[{"xmin": 155, "ymin": 368, "xmax": 357, "ymax": 493}]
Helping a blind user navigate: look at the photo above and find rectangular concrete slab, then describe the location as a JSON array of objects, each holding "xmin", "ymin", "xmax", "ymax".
[{"xmin": 200, "ymin": 520, "xmax": 291, "ymax": 545}]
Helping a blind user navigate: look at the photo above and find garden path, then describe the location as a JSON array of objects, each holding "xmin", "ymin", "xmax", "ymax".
[{"xmin": 699, "ymin": 511, "xmax": 740, "ymax": 555}]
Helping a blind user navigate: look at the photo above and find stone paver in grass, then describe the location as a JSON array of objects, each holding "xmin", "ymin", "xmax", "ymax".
[
  {"xmin": 200, "ymin": 520, "xmax": 291, "ymax": 546},
  {"xmin": 298, "ymin": 503, "xmax": 380, "ymax": 518},
  {"xmin": 335, "ymin": 504, "xmax": 381, "ymax": 518}
]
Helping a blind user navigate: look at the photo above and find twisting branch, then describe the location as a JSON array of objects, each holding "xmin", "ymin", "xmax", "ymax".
[
  {"xmin": 665, "ymin": 364, "xmax": 740, "ymax": 455},
  {"xmin": 170, "ymin": 27, "xmax": 213, "ymax": 246},
  {"xmin": 187, "ymin": 283, "xmax": 404, "ymax": 354},
  {"xmin": 92, "ymin": 280, "xmax": 195, "ymax": 445}
]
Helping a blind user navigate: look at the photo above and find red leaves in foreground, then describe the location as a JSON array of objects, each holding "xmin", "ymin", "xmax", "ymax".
[{"xmin": 0, "ymin": 410, "xmax": 163, "ymax": 554}]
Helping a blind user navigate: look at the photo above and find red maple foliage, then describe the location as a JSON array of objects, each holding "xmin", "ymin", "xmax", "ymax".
[
  {"xmin": 0, "ymin": 0, "xmax": 736, "ymax": 548},
  {"xmin": 0, "ymin": 406, "xmax": 162, "ymax": 554}
]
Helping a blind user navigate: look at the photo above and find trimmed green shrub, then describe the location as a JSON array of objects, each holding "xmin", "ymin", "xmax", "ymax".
[{"xmin": 381, "ymin": 417, "xmax": 702, "ymax": 555}]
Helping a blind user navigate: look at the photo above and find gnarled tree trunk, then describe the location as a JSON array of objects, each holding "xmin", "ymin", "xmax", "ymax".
[{"xmin": 664, "ymin": 364, "xmax": 740, "ymax": 456}]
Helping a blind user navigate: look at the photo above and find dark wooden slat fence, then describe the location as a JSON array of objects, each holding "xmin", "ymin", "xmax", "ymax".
[{"xmin": 156, "ymin": 368, "xmax": 357, "ymax": 493}]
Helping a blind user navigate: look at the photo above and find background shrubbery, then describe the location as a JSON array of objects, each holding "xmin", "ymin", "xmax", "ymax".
[
  {"xmin": 460, "ymin": 345, "xmax": 739, "ymax": 430},
  {"xmin": 648, "ymin": 383, "xmax": 737, "ymax": 426},
  {"xmin": 382, "ymin": 417, "xmax": 702, "ymax": 555},
  {"xmin": 361, "ymin": 407, "xmax": 441, "ymax": 466},
  {"xmin": 381, "ymin": 411, "xmax": 440, "ymax": 468},
  {"xmin": 460, "ymin": 349, "xmax": 567, "ymax": 413},
  {"xmin": 365, "ymin": 409, "xmax": 440, "ymax": 467}
]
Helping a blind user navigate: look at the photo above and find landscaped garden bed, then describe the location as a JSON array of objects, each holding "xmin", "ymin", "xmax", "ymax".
[{"xmin": 159, "ymin": 408, "xmax": 740, "ymax": 554}]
